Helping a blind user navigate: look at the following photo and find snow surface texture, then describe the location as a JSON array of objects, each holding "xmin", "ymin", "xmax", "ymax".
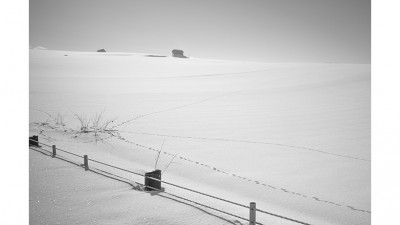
[
  {"xmin": 30, "ymin": 49, "xmax": 370, "ymax": 225},
  {"xmin": 30, "ymin": 147, "xmax": 236, "ymax": 225}
]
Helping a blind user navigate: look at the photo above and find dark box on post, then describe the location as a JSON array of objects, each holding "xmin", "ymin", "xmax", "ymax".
[{"xmin": 144, "ymin": 169, "xmax": 161, "ymax": 191}]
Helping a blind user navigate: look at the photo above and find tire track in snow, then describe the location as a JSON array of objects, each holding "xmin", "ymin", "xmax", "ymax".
[
  {"xmin": 110, "ymin": 89, "xmax": 244, "ymax": 130},
  {"xmin": 117, "ymin": 130, "xmax": 371, "ymax": 162},
  {"xmin": 110, "ymin": 67, "xmax": 289, "ymax": 130},
  {"xmin": 109, "ymin": 70, "xmax": 370, "ymax": 162},
  {"xmin": 113, "ymin": 133, "xmax": 370, "ymax": 214},
  {"xmin": 31, "ymin": 111, "xmax": 371, "ymax": 214}
]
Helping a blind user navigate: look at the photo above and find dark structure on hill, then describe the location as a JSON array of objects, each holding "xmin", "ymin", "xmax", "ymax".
[
  {"xmin": 172, "ymin": 49, "xmax": 187, "ymax": 58},
  {"xmin": 97, "ymin": 49, "xmax": 106, "ymax": 52}
]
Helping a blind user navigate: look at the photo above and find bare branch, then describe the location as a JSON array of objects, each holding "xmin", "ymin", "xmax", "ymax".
[
  {"xmin": 162, "ymin": 154, "xmax": 177, "ymax": 174},
  {"xmin": 154, "ymin": 139, "xmax": 165, "ymax": 169}
]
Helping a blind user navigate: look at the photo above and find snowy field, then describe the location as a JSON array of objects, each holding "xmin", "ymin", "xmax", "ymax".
[
  {"xmin": 29, "ymin": 49, "xmax": 370, "ymax": 225},
  {"xmin": 30, "ymin": 147, "xmax": 236, "ymax": 225}
]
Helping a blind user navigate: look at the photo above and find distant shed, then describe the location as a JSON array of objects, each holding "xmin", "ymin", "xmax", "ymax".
[{"xmin": 172, "ymin": 49, "xmax": 187, "ymax": 58}]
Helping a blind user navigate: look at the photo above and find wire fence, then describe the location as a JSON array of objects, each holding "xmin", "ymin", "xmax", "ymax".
[{"xmin": 29, "ymin": 137, "xmax": 312, "ymax": 225}]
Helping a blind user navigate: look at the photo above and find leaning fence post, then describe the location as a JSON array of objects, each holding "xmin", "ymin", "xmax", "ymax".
[
  {"xmin": 84, "ymin": 155, "xmax": 89, "ymax": 171},
  {"xmin": 52, "ymin": 145, "xmax": 56, "ymax": 158},
  {"xmin": 249, "ymin": 202, "xmax": 256, "ymax": 225}
]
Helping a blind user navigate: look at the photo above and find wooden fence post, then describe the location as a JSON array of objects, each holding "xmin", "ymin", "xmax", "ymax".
[
  {"xmin": 52, "ymin": 145, "xmax": 56, "ymax": 158},
  {"xmin": 84, "ymin": 155, "xmax": 89, "ymax": 171},
  {"xmin": 249, "ymin": 202, "xmax": 256, "ymax": 225},
  {"xmin": 29, "ymin": 135, "xmax": 39, "ymax": 147},
  {"xmin": 144, "ymin": 170, "xmax": 162, "ymax": 191}
]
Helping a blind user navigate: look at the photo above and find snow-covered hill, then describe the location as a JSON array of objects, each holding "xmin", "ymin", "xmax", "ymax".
[{"xmin": 29, "ymin": 49, "xmax": 370, "ymax": 225}]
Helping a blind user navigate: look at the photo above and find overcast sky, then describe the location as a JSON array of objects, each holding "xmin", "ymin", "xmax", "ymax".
[{"xmin": 30, "ymin": 0, "xmax": 370, "ymax": 63}]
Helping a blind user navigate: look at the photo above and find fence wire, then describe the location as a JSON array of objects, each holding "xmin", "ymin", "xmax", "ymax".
[{"xmin": 29, "ymin": 137, "xmax": 312, "ymax": 225}]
